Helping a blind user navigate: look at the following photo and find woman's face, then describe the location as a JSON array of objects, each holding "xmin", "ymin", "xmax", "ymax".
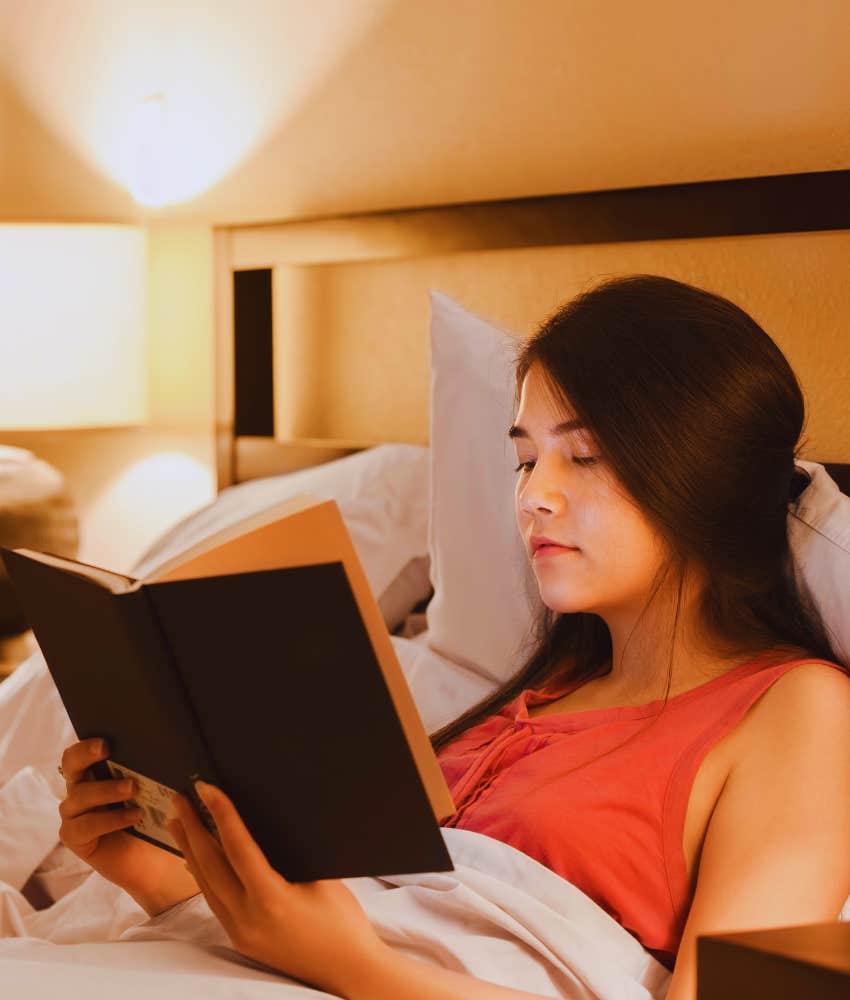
[{"xmin": 512, "ymin": 363, "xmax": 669, "ymax": 619}]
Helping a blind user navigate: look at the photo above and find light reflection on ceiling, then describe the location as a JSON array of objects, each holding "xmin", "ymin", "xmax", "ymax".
[{"xmin": 0, "ymin": 0, "xmax": 391, "ymax": 208}]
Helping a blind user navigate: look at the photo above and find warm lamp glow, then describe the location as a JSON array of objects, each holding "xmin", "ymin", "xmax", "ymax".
[
  {"xmin": 83, "ymin": 451, "xmax": 215, "ymax": 574},
  {"xmin": 1, "ymin": 3, "xmax": 391, "ymax": 210},
  {"xmin": 0, "ymin": 225, "xmax": 147, "ymax": 429},
  {"xmin": 122, "ymin": 90, "xmax": 226, "ymax": 208},
  {"xmin": 127, "ymin": 93, "xmax": 175, "ymax": 208}
]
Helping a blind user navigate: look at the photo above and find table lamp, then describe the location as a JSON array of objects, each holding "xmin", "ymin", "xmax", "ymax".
[
  {"xmin": 0, "ymin": 224, "xmax": 147, "ymax": 676},
  {"xmin": 0, "ymin": 224, "xmax": 146, "ymax": 430}
]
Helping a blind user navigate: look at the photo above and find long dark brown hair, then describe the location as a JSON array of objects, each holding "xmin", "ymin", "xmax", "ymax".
[{"xmin": 430, "ymin": 273, "xmax": 844, "ymax": 754}]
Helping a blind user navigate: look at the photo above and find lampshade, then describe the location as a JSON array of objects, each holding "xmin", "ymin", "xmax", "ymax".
[{"xmin": 0, "ymin": 225, "xmax": 147, "ymax": 429}]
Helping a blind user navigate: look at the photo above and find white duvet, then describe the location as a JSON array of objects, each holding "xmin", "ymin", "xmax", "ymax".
[{"xmin": 0, "ymin": 653, "xmax": 672, "ymax": 999}]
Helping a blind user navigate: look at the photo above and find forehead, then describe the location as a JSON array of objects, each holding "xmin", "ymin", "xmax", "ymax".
[
  {"xmin": 510, "ymin": 383, "xmax": 583, "ymax": 439},
  {"xmin": 514, "ymin": 365, "xmax": 578, "ymax": 425}
]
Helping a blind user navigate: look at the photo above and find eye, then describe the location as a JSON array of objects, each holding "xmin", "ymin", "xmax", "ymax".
[{"xmin": 513, "ymin": 457, "xmax": 599, "ymax": 473}]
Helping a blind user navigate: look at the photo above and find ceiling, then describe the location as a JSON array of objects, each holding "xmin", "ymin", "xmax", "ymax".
[{"xmin": 1, "ymin": 0, "xmax": 849, "ymax": 224}]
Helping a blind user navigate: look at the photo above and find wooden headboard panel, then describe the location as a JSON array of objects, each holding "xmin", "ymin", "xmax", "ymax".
[{"xmin": 213, "ymin": 169, "xmax": 850, "ymax": 490}]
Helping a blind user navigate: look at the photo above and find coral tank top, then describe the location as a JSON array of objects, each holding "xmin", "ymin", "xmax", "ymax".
[{"xmin": 437, "ymin": 650, "xmax": 848, "ymax": 970}]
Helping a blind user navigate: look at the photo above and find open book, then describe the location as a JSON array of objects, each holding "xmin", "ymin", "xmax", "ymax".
[{"xmin": 1, "ymin": 494, "xmax": 455, "ymax": 881}]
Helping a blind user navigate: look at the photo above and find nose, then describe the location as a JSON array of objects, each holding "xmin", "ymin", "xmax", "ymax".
[{"xmin": 517, "ymin": 456, "xmax": 569, "ymax": 516}]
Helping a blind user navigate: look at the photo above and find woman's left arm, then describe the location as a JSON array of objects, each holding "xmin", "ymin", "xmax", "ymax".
[
  {"xmin": 169, "ymin": 782, "xmax": 552, "ymax": 1000},
  {"xmin": 664, "ymin": 663, "xmax": 850, "ymax": 1000}
]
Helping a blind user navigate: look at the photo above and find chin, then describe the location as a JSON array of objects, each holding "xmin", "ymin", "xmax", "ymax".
[{"xmin": 538, "ymin": 585, "xmax": 596, "ymax": 616}]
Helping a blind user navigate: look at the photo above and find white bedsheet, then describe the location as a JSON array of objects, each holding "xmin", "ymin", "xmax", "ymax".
[
  {"xmin": 0, "ymin": 824, "xmax": 671, "ymax": 999},
  {"xmin": 0, "ymin": 651, "xmax": 672, "ymax": 998}
]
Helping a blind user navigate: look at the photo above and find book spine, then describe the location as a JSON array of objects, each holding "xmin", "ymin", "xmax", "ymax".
[
  {"xmin": 110, "ymin": 588, "xmax": 223, "ymax": 843},
  {"xmin": 109, "ymin": 589, "xmax": 220, "ymax": 784}
]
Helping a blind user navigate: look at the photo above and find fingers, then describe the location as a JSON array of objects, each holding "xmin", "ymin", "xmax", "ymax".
[
  {"xmin": 60, "ymin": 802, "xmax": 142, "ymax": 854},
  {"xmin": 60, "ymin": 738, "xmax": 109, "ymax": 786},
  {"xmin": 194, "ymin": 782, "xmax": 278, "ymax": 897},
  {"xmin": 168, "ymin": 808, "xmax": 231, "ymax": 926},
  {"xmin": 58, "ymin": 740, "xmax": 140, "ymax": 857},
  {"xmin": 171, "ymin": 792, "xmax": 242, "ymax": 906},
  {"xmin": 58, "ymin": 776, "xmax": 138, "ymax": 821}
]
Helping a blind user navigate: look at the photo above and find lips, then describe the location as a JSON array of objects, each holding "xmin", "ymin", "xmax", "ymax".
[
  {"xmin": 530, "ymin": 535, "xmax": 578, "ymax": 555},
  {"xmin": 533, "ymin": 545, "xmax": 577, "ymax": 558}
]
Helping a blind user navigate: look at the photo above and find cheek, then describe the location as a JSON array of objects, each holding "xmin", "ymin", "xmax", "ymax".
[
  {"xmin": 603, "ymin": 515, "xmax": 666, "ymax": 584},
  {"xmin": 581, "ymin": 500, "xmax": 664, "ymax": 570}
]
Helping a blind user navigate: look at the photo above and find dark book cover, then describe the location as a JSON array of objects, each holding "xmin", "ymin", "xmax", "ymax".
[
  {"xmin": 148, "ymin": 560, "xmax": 451, "ymax": 880},
  {"xmin": 2, "ymin": 546, "xmax": 453, "ymax": 880}
]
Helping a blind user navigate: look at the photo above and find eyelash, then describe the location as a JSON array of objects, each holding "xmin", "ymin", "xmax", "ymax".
[{"xmin": 513, "ymin": 457, "xmax": 599, "ymax": 473}]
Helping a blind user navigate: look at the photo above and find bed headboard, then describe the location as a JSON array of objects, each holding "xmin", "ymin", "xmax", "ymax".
[{"xmin": 213, "ymin": 168, "xmax": 850, "ymax": 493}]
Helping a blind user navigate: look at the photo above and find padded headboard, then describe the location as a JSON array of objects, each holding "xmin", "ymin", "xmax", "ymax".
[{"xmin": 214, "ymin": 168, "xmax": 850, "ymax": 492}]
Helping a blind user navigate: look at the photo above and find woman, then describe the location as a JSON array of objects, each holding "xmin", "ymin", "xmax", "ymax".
[{"xmin": 57, "ymin": 275, "xmax": 850, "ymax": 1000}]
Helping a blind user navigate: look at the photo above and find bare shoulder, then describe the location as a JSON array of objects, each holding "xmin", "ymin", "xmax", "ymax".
[
  {"xmin": 670, "ymin": 656, "xmax": 850, "ymax": 1000},
  {"xmin": 737, "ymin": 656, "xmax": 850, "ymax": 760}
]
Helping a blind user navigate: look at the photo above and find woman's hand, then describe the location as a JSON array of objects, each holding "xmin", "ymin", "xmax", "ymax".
[
  {"xmin": 58, "ymin": 738, "xmax": 201, "ymax": 915},
  {"xmin": 168, "ymin": 781, "xmax": 391, "ymax": 998}
]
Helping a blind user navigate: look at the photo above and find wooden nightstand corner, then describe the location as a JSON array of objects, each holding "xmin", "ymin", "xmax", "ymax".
[{"xmin": 697, "ymin": 920, "xmax": 850, "ymax": 999}]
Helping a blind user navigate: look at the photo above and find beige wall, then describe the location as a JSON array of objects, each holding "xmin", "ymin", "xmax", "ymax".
[{"xmin": 146, "ymin": 224, "xmax": 216, "ymax": 431}]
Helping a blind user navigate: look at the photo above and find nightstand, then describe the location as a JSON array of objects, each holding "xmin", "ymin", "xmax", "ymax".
[{"xmin": 697, "ymin": 920, "xmax": 850, "ymax": 998}]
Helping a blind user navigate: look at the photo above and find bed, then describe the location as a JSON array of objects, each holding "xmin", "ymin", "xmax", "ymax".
[{"xmin": 1, "ymin": 169, "xmax": 849, "ymax": 998}]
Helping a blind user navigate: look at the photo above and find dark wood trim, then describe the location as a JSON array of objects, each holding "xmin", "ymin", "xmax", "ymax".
[
  {"xmin": 233, "ymin": 269, "xmax": 274, "ymax": 437},
  {"xmin": 229, "ymin": 169, "xmax": 850, "ymax": 266}
]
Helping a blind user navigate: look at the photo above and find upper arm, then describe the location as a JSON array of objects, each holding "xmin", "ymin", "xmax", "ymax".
[{"xmin": 664, "ymin": 663, "xmax": 850, "ymax": 1000}]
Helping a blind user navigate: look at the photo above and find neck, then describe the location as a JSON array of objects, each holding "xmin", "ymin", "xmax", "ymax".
[{"xmin": 595, "ymin": 565, "xmax": 749, "ymax": 700}]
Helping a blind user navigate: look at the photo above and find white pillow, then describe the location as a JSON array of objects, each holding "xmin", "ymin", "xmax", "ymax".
[
  {"xmin": 788, "ymin": 460, "xmax": 850, "ymax": 666},
  {"xmin": 131, "ymin": 443, "xmax": 432, "ymax": 633},
  {"xmin": 423, "ymin": 291, "xmax": 544, "ymax": 685},
  {"xmin": 390, "ymin": 633, "xmax": 497, "ymax": 735},
  {"xmin": 422, "ymin": 291, "xmax": 850, "ymax": 686}
]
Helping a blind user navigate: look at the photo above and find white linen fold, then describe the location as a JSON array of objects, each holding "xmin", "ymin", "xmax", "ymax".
[
  {"xmin": 0, "ymin": 766, "xmax": 61, "ymax": 890},
  {"xmin": 0, "ymin": 826, "xmax": 671, "ymax": 999}
]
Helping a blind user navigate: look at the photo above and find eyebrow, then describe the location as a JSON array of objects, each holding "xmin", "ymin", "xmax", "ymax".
[{"xmin": 508, "ymin": 419, "xmax": 585, "ymax": 440}]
